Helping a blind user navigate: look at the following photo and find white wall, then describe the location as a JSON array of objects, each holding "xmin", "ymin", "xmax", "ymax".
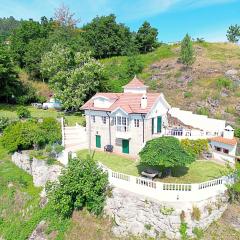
[{"xmin": 99, "ymin": 163, "xmax": 233, "ymax": 203}]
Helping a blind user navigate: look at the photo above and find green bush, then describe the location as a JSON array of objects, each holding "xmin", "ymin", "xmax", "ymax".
[
  {"xmin": 181, "ymin": 139, "xmax": 209, "ymax": 158},
  {"xmin": 139, "ymin": 137, "xmax": 195, "ymax": 169},
  {"xmin": 192, "ymin": 227, "xmax": 203, "ymax": 239},
  {"xmin": 196, "ymin": 107, "xmax": 209, "ymax": 116},
  {"xmin": 46, "ymin": 156, "xmax": 108, "ymax": 218},
  {"xmin": 41, "ymin": 118, "xmax": 61, "ymax": 144},
  {"xmin": 16, "ymin": 106, "xmax": 31, "ymax": 119},
  {"xmin": 179, "ymin": 222, "xmax": 188, "ymax": 240},
  {"xmin": 1, "ymin": 117, "xmax": 61, "ymax": 152},
  {"xmin": 235, "ymin": 128, "xmax": 240, "ymax": 138},
  {"xmin": 0, "ymin": 116, "xmax": 11, "ymax": 132},
  {"xmin": 184, "ymin": 92, "xmax": 193, "ymax": 98},
  {"xmin": 216, "ymin": 77, "xmax": 232, "ymax": 90},
  {"xmin": 191, "ymin": 206, "xmax": 201, "ymax": 221}
]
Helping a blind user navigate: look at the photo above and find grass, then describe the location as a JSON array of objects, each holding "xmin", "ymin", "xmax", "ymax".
[
  {"xmin": 77, "ymin": 150, "xmax": 226, "ymax": 183},
  {"xmin": 0, "ymin": 104, "xmax": 84, "ymax": 126},
  {"xmin": 0, "ymin": 139, "xmax": 71, "ymax": 240}
]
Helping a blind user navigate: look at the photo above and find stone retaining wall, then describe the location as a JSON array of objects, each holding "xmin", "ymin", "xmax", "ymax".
[
  {"xmin": 105, "ymin": 188, "xmax": 228, "ymax": 240},
  {"xmin": 12, "ymin": 152, "xmax": 63, "ymax": 187}
]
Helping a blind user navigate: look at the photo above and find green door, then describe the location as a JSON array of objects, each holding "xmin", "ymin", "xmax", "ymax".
[
  {"xmin": 122, "ymin": 139, "xmax": 129, "ymax": 154},
  {"xmin": 157, "ymin": 116, "xmax": 162, "ymax": 133},
  {"xmin": 96, "ymin": 135, "xmax": 101, "ymax": 148},
  {"xmin": 152, "ymin": 118, "xmax": 154, "ymax": 134}
]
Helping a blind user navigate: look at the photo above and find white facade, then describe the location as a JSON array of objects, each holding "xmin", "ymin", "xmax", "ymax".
[{"xmin": 82, "ymin": 78, "xmax": 237, "ymax": 158}]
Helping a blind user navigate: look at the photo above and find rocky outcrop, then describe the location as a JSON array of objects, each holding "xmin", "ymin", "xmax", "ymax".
[
  {"xmin": 28, "ymin": 220, "xmax": 47, "ymax": 240},
  {"xmin": 105, "ymin": 188, "xmax": 228, "ymax": 240},
  {"xmin": 12, "ymin": 152, "xmax": 62, "ymax": 187}
]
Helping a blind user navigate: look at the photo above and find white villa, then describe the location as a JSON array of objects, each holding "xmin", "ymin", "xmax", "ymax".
[{"xmin": 81, "ymin": 76, "xmax": 237, "ymax": 163}]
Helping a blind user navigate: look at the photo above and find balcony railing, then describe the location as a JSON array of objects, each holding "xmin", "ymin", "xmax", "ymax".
[{"xmin": 117, "ymin": 125, "xmax": 129, "ymax": 132}]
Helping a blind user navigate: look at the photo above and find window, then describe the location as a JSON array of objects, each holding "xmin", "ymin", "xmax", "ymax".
[
  {"xmin": 223, "ymin": 148, "xmax": 229, "ymax": 154},
  {"xmin": 134, "ymin": 119, "xmax": 140, "ymax": 127},
  {"xmin": 113, "ymin": 117, "xmax": 116, "ymax": 125},
  {"xmin": 102, "ymin": 116, "xmax": 107, "ymax": 124},
  {"xmin": 215, "ymin": 146, "xmax": 221, "ymax": 152},
  {"xmin": 91, "ymin": 115, "xmax": 95, "ymax": 123}
]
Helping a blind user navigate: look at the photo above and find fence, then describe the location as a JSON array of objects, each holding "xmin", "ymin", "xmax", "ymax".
[{"xmin": 98, "ymin": 162, "xmax": 234, "ymax": 202}]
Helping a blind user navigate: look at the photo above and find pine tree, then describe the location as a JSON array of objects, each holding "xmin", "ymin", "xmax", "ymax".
[
  {"xmin": 226, "ymin": 24, "xmax": 240, "ymax": 43},
  {"xmin": 180, "ymin": 34, "xmax": 195, "ymax": 68}
]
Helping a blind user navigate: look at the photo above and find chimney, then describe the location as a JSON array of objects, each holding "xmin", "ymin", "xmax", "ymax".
[
  {"xmin": 141, "ymin": 94, "xmax": 148, "ymax": 109},
  {"xmin": 223, "ymin": 125, "xmax": 234, "ymax": 139}
]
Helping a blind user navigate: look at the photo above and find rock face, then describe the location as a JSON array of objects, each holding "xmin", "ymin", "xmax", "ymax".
[
  {"xmin": 12, "ymin": 152, "xmax": 63, "ymax": 187},
  {"xmin": 105, "ymin": 188, "xmax": 228, "ymax": 240},
  {"xmin": 28, "ymin": 220, "xmax": 47, "ymax": 240}
]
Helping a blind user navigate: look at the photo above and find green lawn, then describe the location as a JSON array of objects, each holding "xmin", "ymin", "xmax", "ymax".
[
  {"xmin": 0, "ymin": 104, "xmax": 84, "ymax": 126},
  {"xmin": 77, "ymin": 150, "xmax": 226, "ymax": 183}
]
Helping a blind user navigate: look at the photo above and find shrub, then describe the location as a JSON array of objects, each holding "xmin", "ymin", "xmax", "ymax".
[
  {"xmin": 46, "ymin": 156, "xmax": 108, "ymax": 218},
  {"xmin": 54, "ymin": 144, "xmax": 64, "ymax": 156},
  {"xmin": 192, "ymin": 227, "xmax": 203, "ymax": 240},
  {"xmin": 180, "ymin": 210, "xmax": 186, "ymax": 222},
  {"xmin": 235, "ymin": 128, "xmax": 240, "ymax": 138},
  {"xmin": 181, "ymin": 139, "xmax": 208, "ymax": 158},
  {"xmin": 184, "ymin": 92, "xmax": 193, "ymax": 98},
  {"xmin": 216, "ymin": 77, "xmax": 232, "ymax": 90},
  {"xmin": 16, "ymin": 106, "xmax": 31, "ymax": 119},
  {"xmin": 41, "ymin": 118, "xmax": 61, "ymax": 144},
  {"xmin": 196, "ymin": 107, "xmax": 209, "ymax": 116},
  {"xmin": 191, "ymin": 206, "xmax": 201, "ymax": 221},
  {"xmin": 1, "ymin": 118, "xmax": 61, "ymax": 152},
  {"xmin": 179, "ymin": 222, "xmax": 188, "ymax": 240},
  {"xmin": 46, "ymin": 157, "xmax": 56, "ymax": 165},
  {"xmin": 160, "ymin": 206, "xmax": 174, "ymax": 215},
  {"xmin": 1, "ymin": 121, "xmax": 38, "ymax": 152},
  {"xmin": 0, "ymin": 116, "xmax": 11, "ymax": 132}
]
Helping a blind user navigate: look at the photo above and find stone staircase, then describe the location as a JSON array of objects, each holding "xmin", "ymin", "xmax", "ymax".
[{"xmin": 63, "ymin": 125, "xmax": 87, "ymax": 152}]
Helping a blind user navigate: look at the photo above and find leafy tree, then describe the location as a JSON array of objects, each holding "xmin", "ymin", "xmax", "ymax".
[
  {"xmin": 82, "ymin": 14, "xmax": 134, "ymax": 58},
  {"xmin": 226, "ymin": 24, "xmax": 240, "ymax": 43},
  {"xmin": 180, "ymin": 34, "xmax": 195, "ymax": 68},
  {"xmin": 41, "ymin": 44, "xmax": 105, "ymax": 110},
  {"xmin": 54, "ymin": 4, "xmax": 79, "ymax": 29},
  {"xmin": 10, "ymin": 18, "xmax": 53, "ymax": 67},
  {"xmin": 0, "ymin": 16, "xmax": 20, "ymax": 42},
  {"xmin": 24, "ymin": 38, "xmax": 50, "ymax": 79},
  {"xmin": 0, "ymin": 44, "xmax": 21, "ymax": 103},
  {"xmin": 135, "ymin": 21, "xmax": 158, "ymax": 53},
  {"xmin": 181, "ymin": 139, "xmax": 208, "ymax": 158},
  {"xmin": 41, "ymin": 117, "xmax": 61, "ymax": 144},
  {"xmin": 47, "ymin": 156, "xmax": 108, "ymax": 218},
  {"xmin": 139, "ymin": 137, "xmax": 195, "ymax": 170}
]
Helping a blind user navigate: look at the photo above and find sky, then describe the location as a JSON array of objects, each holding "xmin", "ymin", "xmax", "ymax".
[{"xmin": 0, "ymin": 0, "xmax": 239, "ymax": 42}]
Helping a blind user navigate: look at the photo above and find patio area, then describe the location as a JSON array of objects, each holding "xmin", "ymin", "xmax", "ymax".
[{"xmin": 77, "ymin": 150, "xmax": 226, "ymax": 183}]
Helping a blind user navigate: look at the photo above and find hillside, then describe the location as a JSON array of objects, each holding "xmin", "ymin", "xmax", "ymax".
[{"xmin": 103, "ymin": 42, "xmax": 240, "ymax": 128}]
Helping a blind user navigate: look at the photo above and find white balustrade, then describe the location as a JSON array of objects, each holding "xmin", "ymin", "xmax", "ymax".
[{"xmin": 99, "ymin": 162, "xmax": 233, "ymax": 203}]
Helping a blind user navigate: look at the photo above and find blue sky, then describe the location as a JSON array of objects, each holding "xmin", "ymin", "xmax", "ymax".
[{"xmin": 0, "ymin": 0, "xmax": 239, "ymax": 42}]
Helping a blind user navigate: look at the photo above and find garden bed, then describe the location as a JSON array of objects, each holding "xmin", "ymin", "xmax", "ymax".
[{"xmin": 77, "ymin": 150, "xmax": 226, "ymax": 183}]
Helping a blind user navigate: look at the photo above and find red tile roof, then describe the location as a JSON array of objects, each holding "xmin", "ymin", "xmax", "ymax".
[
  {"xmin": 123, "ymin": 76, "xmax": 147, "ymax": 88},
  {"xmin": 81, "ymin": 92, "xmax": 162, "ymax": 114},
  {"xmin": 210, "ymin": 136, "xmax": 237, "ymax": 146}
]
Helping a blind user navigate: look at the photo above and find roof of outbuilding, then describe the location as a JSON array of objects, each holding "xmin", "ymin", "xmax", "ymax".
[
  {"xmin": 209, "ymin": 136, "xmax": 237, "ymax": 146},
  {"xmin": 80, "ymin": 92, "xmax": 164, "ymax": 114}
]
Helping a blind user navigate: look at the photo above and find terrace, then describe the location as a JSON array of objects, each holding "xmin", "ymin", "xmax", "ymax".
[{"xmin": 77, "ymin": 150, "xmax": 226, "ymax": 184}]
